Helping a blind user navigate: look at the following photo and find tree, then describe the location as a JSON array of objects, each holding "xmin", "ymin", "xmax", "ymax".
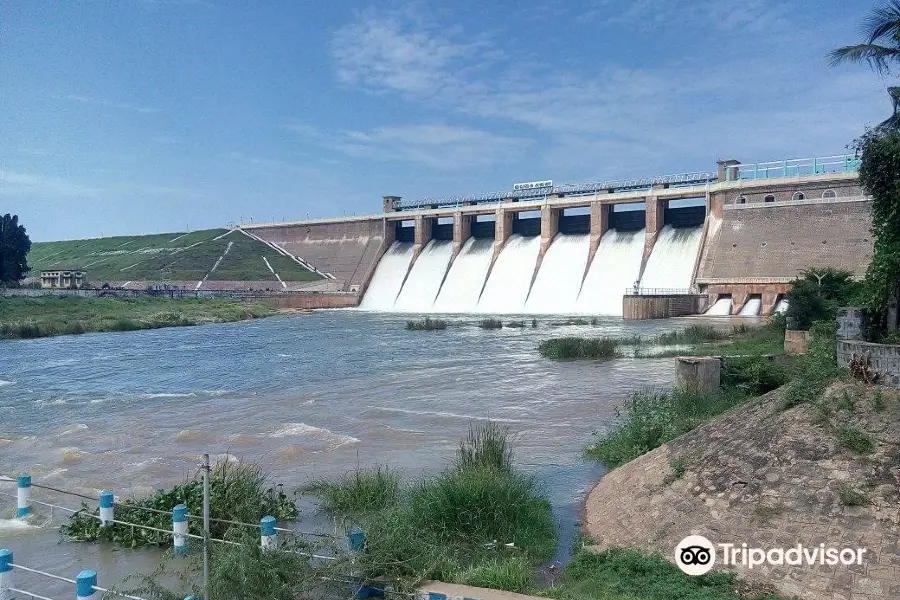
[
  {"xmin": 830, "ymin": 1, "xmax": 900, "ymax": 127},
  {"xmin": 0, "ymin": 213, "xmax": 32, "ymax": 285},
  {"xmin": 856, "ymin": 128, "xmax": 900, "ymax": 331}
]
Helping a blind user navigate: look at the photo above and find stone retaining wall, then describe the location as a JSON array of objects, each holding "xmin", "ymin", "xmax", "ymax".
[
  {"xmin": 622, "ymin": 294, "xmax": 707, "ymax": 319},
  {"xmin": 837, "ymin": 340, "xmax": 900, "ymax": 387}
]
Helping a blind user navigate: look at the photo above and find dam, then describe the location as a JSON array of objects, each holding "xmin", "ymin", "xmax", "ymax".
[{"xmin": 241, "ymin": 154, "xmax": 872, "ymax": 316}]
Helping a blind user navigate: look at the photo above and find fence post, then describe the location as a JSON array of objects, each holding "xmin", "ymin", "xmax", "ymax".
[
  {"xmin": 260, "ymin": 516, "xmax": 276, "ymax": 549},
  {"xmin": 173, "ymin": 504, "xmax": 188, "ymax": 554},
  {"xmin": 16, "ymin": 474, "xmax": 31, "ymax": 518},
  {"xmin": 0, "ymin": 549, "xmax": 13, "ymax": 600},
  {"xmin": 99, "ymin": 491, "xmax": 114, "ymax": 526},
  {"xmin": 75, "ymin": 569, "xmax": 97, "ymax": 600}
]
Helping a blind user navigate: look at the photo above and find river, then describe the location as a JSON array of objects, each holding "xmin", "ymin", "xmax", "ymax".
[{"xmin": 0, "ymin": 311, "xmax": 724, "ymax": 596}]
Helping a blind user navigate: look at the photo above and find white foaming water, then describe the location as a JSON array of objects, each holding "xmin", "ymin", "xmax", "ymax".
[
  {"xmin": 526, "ymin": 234, "xmax": 590, "ymax": 313},
  {"xmin": 774, "ymin": 298, "xmax": 789, "ymax": 313},
  {"xmin": 575, "ymin": 229, "xmax": 645, "ymax": 316},
  {"xmin": 706, "ymin": 298, "xmax": 733, "ymax": 315},
  {"xmin": 394, "ymin": 240, "xmax": 453, "ymax": 312},
  {"xmin": 267, "ymin": 422, "xmax": 360, "ymax": 450},
  {"xmin": 476, "ymin": 235, "xmax": 541, "ymax": 313},
  {"xmin": 359, "ymin": 242, "xmax": 415, "ymax": 310},
  {"xmin": 432, "ymin": 238, "xmax": 494, "ymax": 312},
  {"xmin": 0, "ymin": 518, "xmax": 38, "ymax": 532},
  {"xmin": 639, "ymin": 226, "xmax": 704, "ymax": 290},
  {"xmin": 0, "ymin": 380, "xmax": 13, "ymax": 387},
  {"xmin": 738, "ymin": 297, "xmax": 762, "ymax": 316}
]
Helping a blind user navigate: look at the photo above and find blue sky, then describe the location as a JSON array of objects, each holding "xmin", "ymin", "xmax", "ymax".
[{"xmin": 0, "ymin": 0, "xmax": 890, "ymax": 241}]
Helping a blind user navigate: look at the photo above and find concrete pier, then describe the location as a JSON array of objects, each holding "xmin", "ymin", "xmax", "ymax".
[{"xmin": 452, "ymin": 212, "xmax": 471, "ymax": 259}]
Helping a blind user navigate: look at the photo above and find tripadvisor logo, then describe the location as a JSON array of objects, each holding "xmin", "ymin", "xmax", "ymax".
[{"xmin": 674, "ymin": 535, "xmax": 869, "ymax": 576}]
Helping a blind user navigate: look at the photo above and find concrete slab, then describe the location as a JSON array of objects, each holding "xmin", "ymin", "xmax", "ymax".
[{"xmin": 417, "ymin": 580, "xmax": 547, "ymax": 600}]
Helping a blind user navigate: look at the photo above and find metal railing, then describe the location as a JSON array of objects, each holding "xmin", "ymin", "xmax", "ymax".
[
  {"xmin": 726, "ymin": 154, "xmax": 860, "ymax": 181},
  {"xmin": 397, "ymin": 171, "xmax": 716, "ymax": 210},
  {"xmin": 625, "ymin": 287, "xmax": 694, "ymax": 296}
]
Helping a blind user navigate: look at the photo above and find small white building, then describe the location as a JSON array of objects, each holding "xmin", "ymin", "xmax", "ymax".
[{"xmin": 40, "ymin": 270, "xmax": 86, "ymax": 289}]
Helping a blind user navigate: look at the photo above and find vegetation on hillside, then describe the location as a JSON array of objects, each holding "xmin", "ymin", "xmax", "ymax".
[
  {"xmin": 0, "ymin": 213, "xmax": 31, "ymax": 285},
  {"xmin": 0, "ymin": 296, "xmax": 276, "ymax": 339},
  {"xmin": 27, "ymin": 229, "xmax": 320, "ymax": 284}
]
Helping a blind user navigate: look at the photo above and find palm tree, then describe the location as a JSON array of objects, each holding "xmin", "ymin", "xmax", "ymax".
[{"xmin": 830, "ymin": 1, "xmax": 900, "ymax": 128}]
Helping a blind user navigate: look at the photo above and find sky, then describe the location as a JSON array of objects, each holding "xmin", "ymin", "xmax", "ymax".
[{"xmin": 0, "ymin": 0, "xmax": 892, "ymax": 241}]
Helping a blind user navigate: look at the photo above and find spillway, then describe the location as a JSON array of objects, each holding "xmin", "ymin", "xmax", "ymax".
[
  {"xmin": 575, "ymin": 229, "xmax": 645, "ymax": 316},
  {"xmin": 773, "ymin": 298, "xmax": 789, "ymax": 314},
  {"xmin": 393, "ymin": 240, "xmax": 453, "ymax": 312},
  {"xmin": 738, "ymin": 297, "xmax": 762, "ymax": 316},
  {"xmin": 526, "ymin": 234, "xmax": 590, "ymax": 313},
  {"xmin": 432, "ymin": 238, "xmax": 494, "ymax": 313},
  {"xmin": 639, "ymin": 226, "xmax": 704, "ymax": 290},
  {"xmin": 705, "ymin": 297, "xmax": 732, "ymax": 315},
  {"xmin": 476, "ymin": 235, "xmax": 541, "ymax": 314},
  {"xmin": 358, "ymin": 242, "xmax": 414, "ymax": 310}
]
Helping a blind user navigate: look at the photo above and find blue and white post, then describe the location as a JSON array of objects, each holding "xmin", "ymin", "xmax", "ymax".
[
  {"xmin": 0, "ymin": 549, "xmax": 13, "ymax": 600},
  {"xmin": 16, "ymin": 474, "xmax": 31, "ymax": 519},
  {"xmin": 172, "ymin": 504, "xmax": 188, "ymax": 554},
  {"xmin": 98, "ymin": 491, "xmax": 114, "ymax": 527},
  {"xmin": 260, "ymin": 516, "xmax": 276, "ymax": 550},
  {"xmin": 75, "ymin": 569, "xmax": 96, "ymax": 600}
]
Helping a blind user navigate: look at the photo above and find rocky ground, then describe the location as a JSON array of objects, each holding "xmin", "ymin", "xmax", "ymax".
[{"xmin": 583, "ymin": 383, "xmax": 900, "ymax": 600}]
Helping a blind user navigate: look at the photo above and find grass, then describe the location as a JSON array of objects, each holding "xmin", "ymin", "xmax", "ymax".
[
  {"xmin": 839, "ymin": 486, "xmax": 870, "ymax": 507},
  {"xmin": 61, "ymin": 460, "xmax": 298, "ymax": 547},
  {"xmin": 777, "ymin": 321, "xmax": 843, "ymax": 411},
  {"xmin": 479, "ymin": 318, "xmax": 504, "ymax": 329},
  {"xmin": 27, "ymin": 228, "xmax": 320, "ymax": 283},
  {"xmin": 301, "ymin": 465, "xmax": 401, "ymax": 515},
  {"xmin": 721, "ymin": 355, "xmax": 789, "ymax": 396},
  {"xmin": 656, "ymin": 324, "xmax": 726, "ymax": 345},
  {"xmin": 406, "ymin": 317, "xmax": 448, "ymax": 331},
  {"xmin": 548, "ymin": 547, "xmax": 788, "ymax": 600},
  {"xmin": 0, "ymin": 296, "xmax": 276, "ymax": 339},
  {"xmin": 585, "ymin": 388, "xmax": 746, "ymax": 468},
  {"xmin": 837, "ymin": 425, "xmax": 874, "ymax": 454},
  {"xmin": 538, "ymin": 337, "xmax": 620, "ymax": 360},
  {"xmin": 305, "ymin": 423, "xmax": 556, "ymax": 593},
  {"xmin": 506, "ymin": 320, "xmax": 526, "ymax": 328}
]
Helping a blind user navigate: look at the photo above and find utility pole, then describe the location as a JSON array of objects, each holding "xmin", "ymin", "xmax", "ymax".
[{"xmin": 202, "ymin": 453, "xmax": 211, "ymax": 600}]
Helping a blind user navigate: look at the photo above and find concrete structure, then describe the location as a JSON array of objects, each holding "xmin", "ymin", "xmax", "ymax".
[
  {"xmin": 784, "ymin": 330, "xmax": 811, "ymax": 355},
  {"xmin": 237, "ymin": 154, "xmax": 866, "ymax": 311},
  {"xmin": 623, "ymin": 293, "xmax": 708, "ymax": 320},
  {"xmin": 675, "ymin": 357, "xmax": 721, "ymax": 393},
  {"xmin": 40, "ymin": 269, "xmax": 85, "ymax": 289}
]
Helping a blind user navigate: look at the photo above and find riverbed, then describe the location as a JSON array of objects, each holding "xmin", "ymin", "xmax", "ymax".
[{"xmin": 0, "ymin": 310, "xmax": 734, "ymax": 595}]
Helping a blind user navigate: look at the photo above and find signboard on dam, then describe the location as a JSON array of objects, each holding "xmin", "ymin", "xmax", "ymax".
[{"xmin": 513, "ymin": 180, "xmax": 553, "ymax": 191}]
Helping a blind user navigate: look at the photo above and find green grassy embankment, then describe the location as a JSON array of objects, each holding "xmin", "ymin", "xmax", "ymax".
[
  {"xmin": 28, "ymin": 229, "xmax": 321, "ymax": 283},
  {"xmin": 0, "ymin": 296, "xmax": 277, "ymax": 339}
]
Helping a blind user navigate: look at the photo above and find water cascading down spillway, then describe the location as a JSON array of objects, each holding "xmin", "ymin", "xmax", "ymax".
[
  {"xmin": 358, "ymin": 242, "xmax": 415, "ymax": 310},
  {"xmin": 476, "ymin": 235, "xmax": 542, "ymax": 313},
  {"xmin": 525, "ymin": 234, "xmax": 590, "ymax": 313},
  {"xmin": 393, "ymin": 240, "xmax": 453, "ymax": 311},
  {"xmin": 432, "ymin": 238, "xmax": 494, "ymax": 313},
  {"xmin": 575, "ymin": 229, "xmax": 646, "ymax": 316},
  {"xmin": 638, "ymin": 226, "xmax": 704, "ymax": 291}
]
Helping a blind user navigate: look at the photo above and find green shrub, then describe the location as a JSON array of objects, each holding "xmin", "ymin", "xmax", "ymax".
[
  {"xmin": 839, "ymin": 486, "xmax": 870, "ymax": 507},
  {"xmin": 538, "ymin": 337, "xmax": 619, "ymax": 360},
  {"xmin": 586, "ymin": 388, "xmax": 745, "ymax": 468},
  {"xmin": 722, "ymin": 355, "xmax": 788, "ymax": 395},
  {"xmin": 453, "ymin": 556, "xmax": 533, "ymax": 593},
  {"xmin": 406, "ymin": 317, "xmax": 448, "ymax": 331},
  {"xmin": 506, "ymin": 320, "xmax": 525, "ymax": 328},
  {"xmin": 556, "ymin": 547, "xmax": 783, "ymax": 600},
  {"xmin": 872, "ymin": 390, "xmax": 886, "ymax": 412},
  {"xmin": 656, "ymin": 324, "xmax": 725, "ymax": 345},
  {"xmin": 62, "ymin": 460, "xmax": 298, "ymax": 547},
  {"xmin": 302, "ymin": 465, "xmax": 401, "ymax": 515},
  {"xmin": 479, "ymin": 318, "xmax": 503, "ymax": 329},
  {"xmin": 837, "ymin": 425, "xmax": 874, "ymax": 454},
  {"xmin": 456, "ymin": 421, "xmax": 513, "ymax": 473}
]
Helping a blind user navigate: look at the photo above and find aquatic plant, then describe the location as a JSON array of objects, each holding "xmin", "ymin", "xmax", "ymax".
[
  {"xmin": 405, "ymin": 317, "xmax": 448, "ymax": 331},
  {"xmin": 479, "ymin": 318, "xmax": 503, "ymax": 329},
  {"xmin": 538, "ymin": 337, "xmax": 619, "ymax": 360}
]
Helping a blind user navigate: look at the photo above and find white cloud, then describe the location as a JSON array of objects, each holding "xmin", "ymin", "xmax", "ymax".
[
  {"xmin": 0, "ymin": 170, "xmax": 102, "ymax": 196},
  {"xmin": 578, "ymin": 0, "xmax": 789, "ymax": 32},
  {"xmin": 331, "ymin": 123, "xmax": 531, "ymax": 170}
]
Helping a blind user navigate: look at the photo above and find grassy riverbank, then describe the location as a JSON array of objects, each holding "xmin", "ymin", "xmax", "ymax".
[{"xmin": 0, "ymin": 295, "xmax": 277, "ymax": 339}]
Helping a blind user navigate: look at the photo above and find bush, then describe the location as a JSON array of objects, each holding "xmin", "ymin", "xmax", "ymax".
[
  {"xmin": 785, "ymin": 268, "xmax": 864, "ymax": 330},
  {"xmin": 586, "ymin": 388, "xmax": 745, "ymax": 468},
  {"xmin": 538, "ymin": 337, "xmax": 619, "ymax": 360},
  {"xmin": 506, "ymin": 320, "xmax": 525, "ymax": 328},
  {"xmin": 837, "ymin": 425, "xmax": 874, "ymax": 454},
  {"xmin": 722, "ymin": 355, "xmax": 789, "ymax": 395},
  {"xmin": 302, "ymin": 465, "xmax": 401, "ymax": 515},
  {"xmin": 62, "ymin": 460, "xmax": 298, "ymax": 547},
  {"xmin": 479, "ymin": 318, "xmax": 503, "ymax": 329},
  {"xmin": 456, "ymin": 421, "xmax": 513, "ymax": 473},
  {"xmin": 555, "ymin": 547, "xmax": 780, "ymax": 600},
  {"xmin": 453, "ymin": 556, "xmax": 533, "ymax": 593},
  {"xmin": 839, "ymin": 486, "xmax": 870, "ymax": 507},
  {"xmin": 656, "ymin": 324, "xmax": 725, "ymax": 345},
  {"xmin": 406, "ymin": 317, "xmax": 448, "ymax": 331},
  {"xmin": 778, "ymin": 321, "xmax": 843, "ymax": 410}
]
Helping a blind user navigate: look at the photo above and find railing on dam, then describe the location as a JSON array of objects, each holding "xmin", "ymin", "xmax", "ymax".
[
  {"xmin": 396, "ymin": 171, "xmax": 717, "ymax": 211},
  {"xmin": 726, "ymin": 154, "xmax": 860, "ymax": 181}
]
